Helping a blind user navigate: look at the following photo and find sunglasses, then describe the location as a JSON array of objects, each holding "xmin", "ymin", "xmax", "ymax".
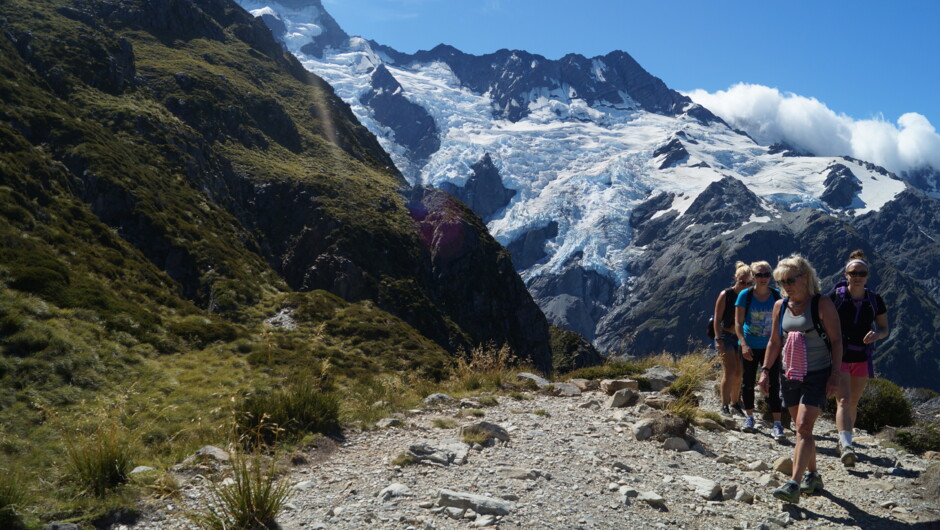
[
  {"xmin": 847, "ymin": 271, "xmax": 868, "ymax": 278},
  {"xmin": 779, "ymin": 273, "xmax": 804, "ymax": 286},
  {"xmin": 754, "ymin": 272, "xmax": 772, "ymax": 278}
]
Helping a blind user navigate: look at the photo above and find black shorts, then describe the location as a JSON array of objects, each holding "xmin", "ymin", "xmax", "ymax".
[{"xmin": 780, "ymin": 367, "xmax": 830, "ymax": 409}]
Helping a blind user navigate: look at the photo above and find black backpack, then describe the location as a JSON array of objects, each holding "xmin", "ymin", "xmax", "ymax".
[{"xmin": 707, "ymin": 287, "xmax": 737, "ymax": 340}]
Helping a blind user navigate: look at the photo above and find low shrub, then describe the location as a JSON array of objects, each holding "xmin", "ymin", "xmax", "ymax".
[
  {"xmin": 565, "ymin": 361, "xmax": 642, "ymax": 381},
  {"xmin": 0, "ymin": 467, "xmax": 30, "ymax": 530},
  {"xmin": 431, "ymin": 418, "xmax": 457, "ymax": 429},
  {"xmin": 854, "ymin": 379, "xmax": 914, "ymax": 432},
  {"xmin": 194, "ymin": 453, "xmax": 292, "ymax": 530},
  {"xmin": 65, "ymin": 423, "xmax": 135, "ymax": 497},
  {"xmin": 237, "ymin": 373, "xmax": 341, "ymax": 448},
  {"xmin": 895, "ymin": 423, "xmax": 940, "ymax": 455}
]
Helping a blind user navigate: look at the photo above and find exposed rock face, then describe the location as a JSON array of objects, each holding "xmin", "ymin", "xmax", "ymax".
[
  {"xmin": 407, "ymin": 188, "xmax": 552, "ymax": 373},
  {"xmin": 652, "ymin": 138, "xmax": 689, "ymax": 169},
  {"xmin": 440, "ymin": 154, "xmax": 515, "ymax": 221},
  {"xmin": 821, "ymin": 163, "xmax": 862, "ymax": 209},
  {"xmin": 527, "ymin": 253, "xmax": 616, "ymax": 341},
  {"xmin": 360, "ymin": 64, "xmax": 440, "ymax": 164},
  {"xmin": 506, "ymin": 221, "xmax": 558, "ymax": 270},
  {"xmin": 369, "ymin": 44, "xmax": 722, "ymax": 123}
]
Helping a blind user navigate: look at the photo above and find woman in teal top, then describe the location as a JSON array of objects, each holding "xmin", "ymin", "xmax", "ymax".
[{"xmin": 734, "ymin": 260, "xmax": 784, "ymax": 440}]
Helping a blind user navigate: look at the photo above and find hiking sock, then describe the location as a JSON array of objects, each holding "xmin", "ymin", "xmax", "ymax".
[{"xmin": 839, "ymin": 430, "xmax": 853, "ymax": 448}]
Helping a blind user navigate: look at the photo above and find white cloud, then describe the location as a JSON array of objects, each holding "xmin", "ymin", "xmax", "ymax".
[{"xmin": 685, "ymin": 83, "xmax": 940, "ymax": 175}]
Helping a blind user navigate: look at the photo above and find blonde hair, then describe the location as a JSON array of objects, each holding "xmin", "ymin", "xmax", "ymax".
[
  {"xmin": 734, "ymin": 261, "xmax": 752, "ymax": 281},
  {"xmin": 750, "ymin": 260, "xmax": 771, "ymax": 274},
  {"xmin": 773, "ymin": 254, "xmax": 821, "ymax": 297}
]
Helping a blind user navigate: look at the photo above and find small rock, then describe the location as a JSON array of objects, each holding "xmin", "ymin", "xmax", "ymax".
[
  {"xmin": 633, "ymin": 419, "xmax": 655, "ymax": 441},
  {"xmin": 607, "ymin": 388, "xmax": 640, "ymax": 408},
  {"xmin": 474, "ymin": 514, "xmax": 497, "ymax": 527},
  {"xmin": 423, "ymin": 393, "xmax": 454, "ymax": 405},
  {"xmin": 517, "ymin": 372, "xmax": 551, "ymax": 388},
  {"xmin": 663, "ymin": 437, "xmax": 690, "ymax": 452},
  {"xmin": 880, "ymin": 500, "xmax": 899, "ymax": 509},
  {"xmin": 612, "ymin": 461, "xmax": 633, "ymax": 472},
  {"xmin": 129, "ymin": 466, "xmax": 155, "ymax": 474},
  {"xmin": 183, "ymin": 445, "xmax": 229, "ymax": 464},
  {"xmin": 460, "ymin": 422, "xmax": 510, "ymax": 443},
  {"xmin": 642, "ymin": 366, "xmax": 677, "ymax": 391},
  {"xmin": 683, "ymin": 475, "xmax": 721, "ymax": 500},
  {"xmin": 550, "ymin": 382, "xmax": 582, "ymax": 397},
  {"xmin": 746, "ymin": 461, "xmax": 770, "ymax": 472},
  {"xmin": 579, "ymin": 400, "xmax": 601, "ymax": 410},
  {"xmin": 773, "ymin": 457, "xmax": 793, "ymax": 476},
  {"xmin": 637, "ymin": 491, "xmax": 666, "ymax": 508},
  {"xmin": 757, "ymin": 473, "xmax": 780, "ymax": 488},
  {"xmin": 376, "ymin": 417, "xmax": 402, "ymax": 429},
  {"xmin": 569, "ymin": 378, "xmax": 600, "ymax": 391},
  {"xmin": 378, "ymin": 483, "xmax": 410, "ymax": 502},
  {"xmin": 437, "ymin": 489, "xmax": 515, "ymax": 515},
  {"xmin": 734, "ymin": 488, "xmax": 755, "ymax": 504},
  {"xmin": 600, "ymin": 379, "xmax": 639, "ymax": 395}
]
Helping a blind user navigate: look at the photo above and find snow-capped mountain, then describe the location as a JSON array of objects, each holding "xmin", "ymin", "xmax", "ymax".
[{"xmin": 236, "ymin": 0, "xmax": 940, "ymax": 388}]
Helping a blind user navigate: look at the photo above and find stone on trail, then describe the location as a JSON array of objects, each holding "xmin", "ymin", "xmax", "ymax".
[
  {"xmin": 376, "ymin": 417, "xmax": 402, "ymax": 428},
  {"xmin": 182, "ymin": 445, "xmax": 229, "ymax": 464},
  {"xmin": 570, "ymin": 378, "xmax": 599, "ymax": 391},
  {"xmin": 378, "ymin": 482, "xmax": 410, "ymax": 502},
  {"xmin": 460, "ymin": 421, "xmax": 510, "ymax": 443},
  {"xmin": 663, "ymin": 437, "xmax": 690, "ymax": 452},
  {"xmin": 606, "ymin": 388, "xmax": 640, "ymax": 408},
  {"xmin": 550, "ymin": 382, "xmax": 582, "ymax": 396},
  {"xmin": 773, "ymin": 457, "xmax": 793, "ymax": 476},
  {"xmin": 437, "ymin": 489, "xmax": 515, "ymax": 515},
  {"xmin": 600, "ymin": 379, "xmax": 639, "ymax": 395},
  {"xmin": 642, "ymin": 366, "xmax": 678, "ymax": 391},
  {"xmin": 633, "ymin": 419, "xmax": 655, "ymax": 441},
  {"xmin": 637, "ymin": 491, "xmax": 666, "ymax": 508},
  {"xmin": 683, "ymin": 475, "xmax": 721, "ymax": 500}
]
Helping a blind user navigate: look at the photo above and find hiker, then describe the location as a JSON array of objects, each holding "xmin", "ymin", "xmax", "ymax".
[
  {"xmin": 831, "ymin": 249, "xmax": 889, "ymax": 467},
  {"xmin": 713, "ymin": 261, "xmax": 751, "ymax": 417},
  {"xmin": 758, "ymin": 255, "xmax": 844, "ymax": 504},
  {"xmin": 734, "ymin": 260, "xmax": 785, "ymax": 440}
]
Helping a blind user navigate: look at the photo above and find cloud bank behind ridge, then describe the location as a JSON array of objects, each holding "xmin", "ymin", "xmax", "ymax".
[{"xmin": 686, "ymin": 83, "xmax": 940, "ymax": 176}]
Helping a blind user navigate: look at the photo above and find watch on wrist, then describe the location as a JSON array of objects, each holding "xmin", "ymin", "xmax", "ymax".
[{"xmin": 760, "ymin": 366, "xmax": 770, "ymax": 373}]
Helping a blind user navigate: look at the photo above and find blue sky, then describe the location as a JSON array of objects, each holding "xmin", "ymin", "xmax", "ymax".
[{"xmin": 323, "ymin": 0, "xmax": 936, "ymax": 125}]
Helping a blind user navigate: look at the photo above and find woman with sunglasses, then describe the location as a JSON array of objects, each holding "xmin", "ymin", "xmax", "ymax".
[
  {"xmin": 713, "ymin": 261, "xmax": 752, "ymax": 416},
  {"xmin": 759, "ymin": 255, "xmax": 844, "ymax": 504},
  {"xmin": 831, "ymin": 250, "xmax": 889, "ymax": 467},
  {"xmin": 734, "ymin": 261, "xmax": 785, "ymax": 440}
]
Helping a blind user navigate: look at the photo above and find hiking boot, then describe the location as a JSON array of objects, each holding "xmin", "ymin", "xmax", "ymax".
[
  {"xmin": 799, "ymin": 471, "xmax": 823, "ymax": 495},
  {"xmin": 731, "ymin": 403, "xmax": 745, "ymax": 417},
  {"xmin": 721, "ymin": 405, "xmax": 731, "ymax": 416},
  {"xmin": 772, "ymin": 480, "xmax": 800, "ymax": 504},
  {"xmin": 742, "ymin": 415, "xmax": 756, "ymax": 433},
  {"xmin": 772, "ymin": 422, "xmax": 786, "ymax": 442},
  {"xmin": 841, "ymin": 444, "xmax": 857, "ymax": 468}
]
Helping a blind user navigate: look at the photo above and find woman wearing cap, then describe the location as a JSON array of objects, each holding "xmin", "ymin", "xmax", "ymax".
[
  {"xmin": 831, "ymin": 250, "xmax": 889, "ymax": 467},
  {"xmin": 758, "ymin": 255, "xmax": 844, "ymax": 504},
  {"xmin": 713, "ymin": 261, "xmax": 751, "ymax": 416}
]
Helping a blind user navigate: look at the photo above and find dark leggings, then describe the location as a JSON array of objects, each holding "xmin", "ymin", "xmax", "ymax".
[{"xmin": 741, "ymin": 348, "xmax": 782, "ymax": 413}]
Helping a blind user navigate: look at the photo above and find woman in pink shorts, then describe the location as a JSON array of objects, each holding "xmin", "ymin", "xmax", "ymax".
[{"xmin": 830, "ymin": 250, "xmax": 889, "ymax": 467}]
